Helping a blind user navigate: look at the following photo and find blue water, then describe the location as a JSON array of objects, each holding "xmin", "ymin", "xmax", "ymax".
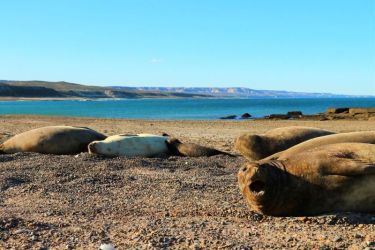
[{"xmin": 1, "ymin": 98, "xmax": 375, "ymax": 120}]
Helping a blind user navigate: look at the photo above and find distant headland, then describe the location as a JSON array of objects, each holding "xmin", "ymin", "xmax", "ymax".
[{"xmin": 0, "ymin": 80, "xmax": 371, "ymax": 100}]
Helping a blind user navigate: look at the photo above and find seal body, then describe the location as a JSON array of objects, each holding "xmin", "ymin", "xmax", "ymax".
[
  {"xmin": 234, "ymin": 126, "xmax": 335, "ymax": 160},
  {"xmin": 238, "ymin": 143, "xmax": 375, "ymax": 216},
  {"xmin": 88, "ymin": 134, "xmax": 169, "ymax": 157},
  {"xmin": 0, "ymin": 126, "xmax": 106, "ymax": 155},
  {"xmin": 265, "ymin": 131, "xmax": 375, "ymax": 161},
  {"xmin": 166, "ymin": 138, "xmax": 233, "ymax": 157}
]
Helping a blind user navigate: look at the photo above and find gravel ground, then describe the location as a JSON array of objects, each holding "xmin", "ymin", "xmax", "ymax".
[
  {"xmin": 1, "ymin": 153, "xmax": 375, "ymax": 249},
  {"xmin": 1, "ymin": 116, "xmax": 375, "ymax": 249}
]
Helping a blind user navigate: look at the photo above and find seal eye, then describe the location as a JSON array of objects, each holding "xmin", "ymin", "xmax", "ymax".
[
  {"xmin": 241, "ymin": 166, "xmax": 248, "ymax": 172},
  {"xmin": 249, "ymin": 180, "xmax": 265, "ymax": 194}
]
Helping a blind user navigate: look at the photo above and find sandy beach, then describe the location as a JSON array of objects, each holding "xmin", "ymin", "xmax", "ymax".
[{"xmin": 1, "ymin": 115, "xmax": 375, "ymax": 249}]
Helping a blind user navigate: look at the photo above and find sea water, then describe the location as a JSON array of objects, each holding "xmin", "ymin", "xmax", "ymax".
[{"xmin": 0, "ymin": 98, "xmax": 375, "ymax": 120}]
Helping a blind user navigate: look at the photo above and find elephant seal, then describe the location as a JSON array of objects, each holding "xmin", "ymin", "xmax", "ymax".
[
  {"xmin": 88, "ymin": 134, "xmax": 169, "ymax": 157},
  {"xmin": 264, "ymin": 131, "xmax": 375, "ymax": 161},
  {"xmin": 238, "ymin": 143, "xmax": 375, "ymax": 216},
  {"xmin": 166, "ymin": 138, "xmax": 234, "ymax": 157},
  {"xmin": 0, "ymin": 126, "xmax": 106, "ymax": 155},
  {"xmin": 235, "ymin": 126, "xmax": 335, "ymax": 160}
]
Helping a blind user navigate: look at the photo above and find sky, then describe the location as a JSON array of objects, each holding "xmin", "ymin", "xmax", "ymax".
[{"xmin": 0, "ymin": 0, "xmax": 374, "ymax": 95}]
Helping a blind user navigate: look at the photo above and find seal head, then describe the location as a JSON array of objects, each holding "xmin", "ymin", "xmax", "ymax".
[
  {"xmin": 238, "ymin": 161, "xmax": 310, "ymax": 216},
  {"xmin": 235, "ymin": 134, "xmax": 267, "ymax": 160},
  {"xmin": 239, "ymin": 162, "xmax": 281, "ymax": 215}
]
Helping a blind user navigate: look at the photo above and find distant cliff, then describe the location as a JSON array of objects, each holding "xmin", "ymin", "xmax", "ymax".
[
  {"xmin": 112, "ymin": 86, "xmax": 354, "ymax": 98},
  {"xmin": 0, "ymin": 81, "xmax": 209, "ymax": 99},
  {"xmin": 0, "ymin": 83, "xmax": 63, "ymax": 97}
]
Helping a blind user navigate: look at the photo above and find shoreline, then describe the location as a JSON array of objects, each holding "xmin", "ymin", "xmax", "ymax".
[{"xmin": 1, "ymin": 96, "xmax": 375, "ymax": 101}]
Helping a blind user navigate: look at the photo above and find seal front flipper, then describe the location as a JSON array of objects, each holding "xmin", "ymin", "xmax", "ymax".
[{"xmin": 321, "ymin": 159, "xmax": 375, "ymax": 176}]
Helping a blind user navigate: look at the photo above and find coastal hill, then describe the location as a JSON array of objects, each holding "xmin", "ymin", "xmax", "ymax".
[
  {"xmin": 0, "ymin": 80, "xmax": 361, "ymax": 99},
  {"xmin": 112, "ymin": 86, "xmax": 355, "ymax": 98},
  {"xmin": 0, "ymin": 80, "xmax": 208, "ymax": 99}
]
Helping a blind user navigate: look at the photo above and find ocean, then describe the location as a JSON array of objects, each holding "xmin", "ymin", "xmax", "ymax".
[{"xmin": 1, "ymin": 98, "xmax": 375, "ymax": 120}]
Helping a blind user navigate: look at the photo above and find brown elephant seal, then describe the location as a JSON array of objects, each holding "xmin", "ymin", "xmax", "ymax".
[
  {"xmin": 166, "ymin": 138, "xmax": 234, "ymax": 157},
  {"xmin": 234, "ymin": 126, "xmax": 335, "ymax": 160},
  {"xmin": 238, "ymin": 143, "xmax": 375, "ymax": 216},
  {"xmin": 0, "ymin": 126, "xmax": 106, "ymax": 155},
  {"xmin": 264, "ymin": 131, "xmax": 375, "ymax": 161}
]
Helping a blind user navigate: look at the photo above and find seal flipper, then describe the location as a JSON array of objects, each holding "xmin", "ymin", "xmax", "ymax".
[
  {"xmin": 214, "ymin": 149, "xmax": 237, "ymax": 157},
  {"xmin": 322, "ymin": 159, "xmax": 375, "ymax": 176}
]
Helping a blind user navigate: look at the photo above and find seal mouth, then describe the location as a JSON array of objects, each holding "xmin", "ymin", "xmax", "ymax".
[{"xmin": 249, "ymin": 180, "xmax": 265, "ymax": 195}]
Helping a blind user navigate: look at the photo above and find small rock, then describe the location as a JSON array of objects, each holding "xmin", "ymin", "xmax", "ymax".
[
  {"xmin": 241, "ymin": 113, "xmax": 252, "ymax": 119},
  {"xmin": 13, "ymin": 229, "xmax": 26, "ymax": 234},
  {"xmin": 100, "ymin": 243, "xmax": 116, "ymax": 250},
  {"xmin": 333, "ymin": 236, "xmax": 343, "ymax": 242},
  {"xmin": 287, "ymin": 111, "xmax": 303, "ymax": 117},
  {"xmin": 355, "ymin": 233, "xmax": 364, "ymax": 239},
  {"xmin": 219, "ymin": 115, "xmax": 237, "ymax": 120},
  {"xmin": 326, "ymin": 107, "xmax": 349, "ymax": 114},
  {"xmin": 268, "ymin": 114, "xmax": 290, "ymax": 119}
]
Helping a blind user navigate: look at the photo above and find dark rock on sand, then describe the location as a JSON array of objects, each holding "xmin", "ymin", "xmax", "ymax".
[
  {"xmin": 220, "ymin": 115, "xmax": 237, "ymax": 120},
  {"xmin": 241, "ymin": 113, "xmax": 252, "ymax": 119},
  {"xmin": 349, "ymin": 108, "xmax": 375, "ymax": 115},
  {"xmin": 268, "ymin": 114, "xmax": 290, "ymax": 120},
  {"xmin": 287, "ymin": 111, "xmax": 303, "ymax": 117},
  {"xmin": 326, "ymin": 108, "xmax": 349, "ymax": 114}
]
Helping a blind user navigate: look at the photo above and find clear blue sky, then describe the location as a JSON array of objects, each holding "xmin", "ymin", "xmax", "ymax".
[{"xmin": 0, "ymin": 0, "xmax": 374, "ymax": 95}]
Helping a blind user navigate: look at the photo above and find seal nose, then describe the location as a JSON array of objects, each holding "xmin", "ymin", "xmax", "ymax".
[{"xmin": 88, "ymin": 143, "xmax": 97, "ymax": 154}]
